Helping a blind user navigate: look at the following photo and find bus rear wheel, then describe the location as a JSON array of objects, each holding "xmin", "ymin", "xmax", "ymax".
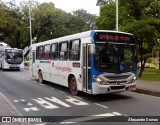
[
  {"xmin": 69, "ymin": 77, "xmax": 78, "ymax": 96},
  {"xmin": 38, "ymin": 71, "xmax": 44, "ymax": 84}
]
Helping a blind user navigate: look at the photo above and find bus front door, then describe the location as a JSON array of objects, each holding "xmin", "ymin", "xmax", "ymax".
[{"xmin": 82, "ymin": 44, "xmax": 92, "ymax": 93}]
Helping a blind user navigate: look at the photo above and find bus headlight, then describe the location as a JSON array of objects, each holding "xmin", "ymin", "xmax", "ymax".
[
  {"xmin": 93, "ymin": 75, "xmax": 105, "ymax": 85},
  {"xmin": 128, "ymin": 75, "xmax": 137, "ymax": 83}
]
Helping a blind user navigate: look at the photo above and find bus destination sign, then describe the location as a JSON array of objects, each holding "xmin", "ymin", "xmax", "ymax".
[{"xmin": 94, "ymin": 32, "xmax": 135, "ymax": 44}]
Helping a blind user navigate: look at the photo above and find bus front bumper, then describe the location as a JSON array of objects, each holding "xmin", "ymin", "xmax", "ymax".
[{"xmin": 92, "ymin": 82, "xmax": 136, "ymax": 95}]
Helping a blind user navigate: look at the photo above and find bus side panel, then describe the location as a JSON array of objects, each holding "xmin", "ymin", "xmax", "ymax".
[
  {"xmin": 50, "ymin": 60, "xmax": 60, "ymax": 85},
  {"xmin": 56, "ymin": 61, "xmax": 69, "ymax": 86},
  {"xmin": 68, "ymin": 61, "xmax": 81, "ymax": 90}
]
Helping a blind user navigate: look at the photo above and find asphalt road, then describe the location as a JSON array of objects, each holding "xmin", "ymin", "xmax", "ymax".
[{"xmin": 0, "ymin": 69, "xmax": 160, "ymax": 125}]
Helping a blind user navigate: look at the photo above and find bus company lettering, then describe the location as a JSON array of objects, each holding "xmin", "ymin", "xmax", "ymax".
[{"xmin": 55, "ymin": 66, "xmax": 72, "ymax": 72}]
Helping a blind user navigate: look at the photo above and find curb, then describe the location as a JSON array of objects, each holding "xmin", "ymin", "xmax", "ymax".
[
  {"xmin": 135, "ymin": 88, "xmax": 160, "ymax": 97},
  {"xmin": 0, "ymin": 92, "xmax": 31, "ymax": 125},
  {"xmin": 0, "ymin": 92, "xmax": 22, "ymax": 116}
]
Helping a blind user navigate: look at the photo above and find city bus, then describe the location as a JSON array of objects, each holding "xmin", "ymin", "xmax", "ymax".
[
  {"xmin": 30, "ymin": 30, "xmax": 137, "ymax": 95},
  {"xmin": 0, "ymin": 48, "xmax": 24, "ymax": 70}
]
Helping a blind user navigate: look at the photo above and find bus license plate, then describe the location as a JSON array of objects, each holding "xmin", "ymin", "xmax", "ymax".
[{"xmin": 11, "ymin": 64, "xmax": 19, "ymax": 67}]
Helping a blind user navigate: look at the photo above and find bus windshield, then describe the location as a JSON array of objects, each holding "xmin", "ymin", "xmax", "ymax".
[
  {"xmin": 5, "ymin": 50, "xmax": 23, "ymax": 64},
  {"xmin": 94, "ymin": 43, "xmax": 137, "ymax": 73}
]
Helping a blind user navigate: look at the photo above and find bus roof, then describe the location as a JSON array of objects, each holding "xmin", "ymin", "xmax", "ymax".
[{"xmin": 32, "ymin": 30, "xmax": 133, "ymax": 47}]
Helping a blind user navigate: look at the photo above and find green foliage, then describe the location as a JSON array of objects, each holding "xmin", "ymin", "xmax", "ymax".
[
  {"xmin": 96, "ymin": 2, "xmax": 116, "ymax": 30},
  {"xmin": 96, "ymin": 0, "xmax": 160, "ymax": 77},
  {"xmin": 138, "ymin": 68, "xmax": 160, "ymax": 81},
  {"xmin": 0, "ymin": 1, "xmax": 96, "ymax": 48}
]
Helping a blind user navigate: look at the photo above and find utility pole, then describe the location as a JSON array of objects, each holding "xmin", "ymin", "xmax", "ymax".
[
  {"xmin": 29, "ymin": 1, "xmax": 32, "ymax": 47},
  {"xmin": 96, "ymin": 0, "xmax": 118, "ymax": 31},
  {"xmin": 116, "ymin": 0, "xmax": 118, "ymax": 31}
]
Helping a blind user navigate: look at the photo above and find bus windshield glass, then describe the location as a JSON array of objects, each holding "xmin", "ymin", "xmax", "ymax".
[
  {"xmin": 94, "ymin": 43, "xmax": 137, "ymax": 73},
  {"xmin": 5, "ymin": 49, "xmax": 23, "ymax": 64}
]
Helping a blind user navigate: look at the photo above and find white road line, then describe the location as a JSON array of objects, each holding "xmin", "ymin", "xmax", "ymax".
[
  {"xmin": 59, "ymin": 91, "xmax": 66, "ymax": 94},
  {"xmin": 14, "ymin": 100, "xmax": 19, "ymax": 102},
  {"xmin": 112, "ymin": 112, "xmax": 122, "ymax": 115},
  {"xmin": 27, "ymin": 79, "xmax": 31, "ymax": 80},
  {"xmin": 33, "ymin": 123, "xmax": 46, "ymax": 125},
  {"xmin": 27, "ymin": 103, "xmax": 33, "ymax": 106},
  {"xmin": 74, "ymin": 96, "xmax": 83, "ymax": 100},
  {"xmin": 20, "ymin": 99, "xmax": 25, "ymax": 102},
  {"xmin": 94, "ymin": 103, "xmax": 108, "ymax": 108},
  {"xmin": 62, "ymin": 112, "xmax": 122, "ymax": 122},
  {"xmin": 23, "ymin": 107, "xmax": 40, "ymax": 112},
  {"xmin": 51, "ymin": 88, "xmax": 55, "ymax": 89},
  {"xmin": 33, "ymin": 81, "xmax": 37, "ymax": 83},
  {"xmin": 22, "ymin": 77, "xmax": 25, "ymax": 79}
]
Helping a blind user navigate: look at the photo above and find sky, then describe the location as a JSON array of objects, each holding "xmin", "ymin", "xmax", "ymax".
[
  {"xmin": 2, "ymin": 0, "xmax": 100, "ymax": 15},
  {"xmin": 41, "ymin": 0, "xmax": 100, "ymax": 15}
]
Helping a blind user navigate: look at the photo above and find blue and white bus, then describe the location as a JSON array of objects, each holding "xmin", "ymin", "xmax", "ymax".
[
  {"xmin": 0, "ymin": 48, "xmax": 24, "ymax": 70},
  {"xmin": 30, "ymin": 30, "xmax": 137, "ymax": 95}
]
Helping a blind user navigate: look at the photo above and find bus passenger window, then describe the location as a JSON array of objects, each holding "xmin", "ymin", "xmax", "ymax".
[
  {"xmin": 44, "ymin": 44, "xmax": 50, "ymax": 60},
  {"xmin": 37, "ymin": 46, "xmax": 44, "ymax": 60},
  {"xmin": 69, "ymin": 39, "xmax": 80, "ymax": 61},
  {"xmin": 59, "ymin": 42, "xmax": 68, "ymax": 60},
  {"xmin": 50, "ymin": 43, "xmax": 58, "ymax": 60}
]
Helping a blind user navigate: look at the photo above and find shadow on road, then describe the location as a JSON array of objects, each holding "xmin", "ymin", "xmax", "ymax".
[{"xmin": 36, "ymin": 80, "xmax": 132, "ymax": 103}]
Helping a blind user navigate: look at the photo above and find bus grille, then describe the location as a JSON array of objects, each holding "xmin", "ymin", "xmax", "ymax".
[
  {"xmin": 110, "ymin": 86, "xmax": 125, "ymax": 90},
  {"xmin": 105, "ymin": 75, "xmax": 131, "ymax": 80}
]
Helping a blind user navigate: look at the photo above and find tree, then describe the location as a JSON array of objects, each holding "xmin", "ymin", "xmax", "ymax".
[
  {"xmin": 96, "ymin": 0, "xmax": 160, "ymax": 77},
  {"xmin": 96, "ymin": 2, "xmax": 116, "ymax": 30},
  {"xmin": 0, "ymin": 1, "xmax": 97, "ymax": 49},
  {"xmin": 72, "ymin": 9, "xmax": 96, "ymax": 32}
]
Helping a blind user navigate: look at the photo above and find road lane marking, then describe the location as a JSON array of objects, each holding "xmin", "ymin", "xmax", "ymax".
[
  {"xmin": 27, "ymin": 79, "xmax": 31, "ymax": 80},
  {"xmin": 62, "ymin": 112, "xmax": 122, "ymax": 123},
  {"xmin": 27, "ymin": 103, "xmax": 33, "ymax": 106},
  {"xmin": 112, "ymin": 112, "xmax": 122, "ymax": 115},
  {"xmin": 31, "ymin": 98, "xmax": 59, "ymax": 109},
  {"xmin": 65, "ymin": 96, "xmax": 89, "ymax": 105},
  {"xmin": 94, "ymin": 103, "xmax": 108, "ymax": 108},
  {"xmin": 20, "ymin": 99, "xmax": 25, "ymax": 102},
  {"xmin": 59, "ymin": 91, "xmax": 66, "ymax": 94},
  {"xmin": 74, "ymin": 96, "xmax": 83, "ymax": 100},
  {"xmin": 44, "ymin": 97, "xmax": 71, "ymax": 107},
  {"xmin": 14, "ymin": 100, "xmax": 19, "ymax": 102},
  {"xmin": 23, "ymin": 107, "xmax": 40, "ymax": 112}
]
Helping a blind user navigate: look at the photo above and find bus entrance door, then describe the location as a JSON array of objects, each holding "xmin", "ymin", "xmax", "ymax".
[{"xmin": 82, "ymin": 44, "xmax": 92, "ymax": 93}]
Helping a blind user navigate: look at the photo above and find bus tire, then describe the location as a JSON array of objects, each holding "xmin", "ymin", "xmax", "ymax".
[
  {"xmin": 38, "ymin": 70, "xmax": 44, "ymax": 84},
  {"xmin": 69, "ymin": 76, "xmax": 78, "ymax": 96}
]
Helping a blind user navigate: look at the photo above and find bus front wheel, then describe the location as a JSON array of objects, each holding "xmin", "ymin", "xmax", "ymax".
[
  {"xmin": 38, "ymin": 71, "xmax": 44, "ymax": 84},
  {"xmin": 69, "ymin": 77, "xmax": 78, "ymax": 96}
]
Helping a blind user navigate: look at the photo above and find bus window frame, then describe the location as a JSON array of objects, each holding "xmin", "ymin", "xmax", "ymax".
[
  {"xmin": 50, "ymin": 43, "xmax": 59, "ymax": 60},
  {"xmin": 59, "ymin": 41, "xmax": 69, "ymax": 61},
  {"xmin": 69, "ymin": 39, "xmax": 81, "ymax": 61},
  {"xmin": 37, "ymin": 45, "xmax": 44, "ymax": 60},
  {"xmin": 44, "ymin": 44, "xmax": 50, "ymax": 60}
]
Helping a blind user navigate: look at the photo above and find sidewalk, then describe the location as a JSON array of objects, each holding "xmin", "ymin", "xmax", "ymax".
[
  {"xmin": 136, "ymin": 80, "xmax": 160, "ymax": 97},
  {"xmin": 0, "ymin": 92, "xmax": 30, "ymax": 125}
]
